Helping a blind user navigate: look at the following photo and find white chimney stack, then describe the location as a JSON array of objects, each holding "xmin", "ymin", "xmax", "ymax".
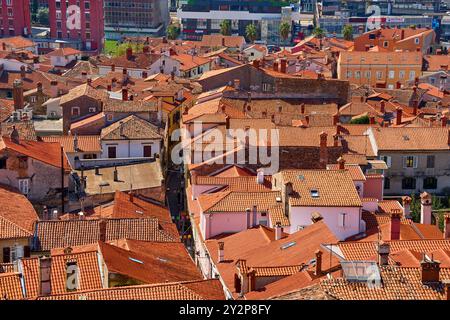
[
  {"xmin": 218, "ymin": 241, "xmax": 224, "ymax": 263},
  {"xmin": 256, "ymin": 168, "xmax": 264, "ymax": 185},
  {"xmin": 420, "ymin": 192, "xmax": 432, "ymax": 225},
  {"xmin": 275, "ymin": 222, "xmax": 282, "ymax": 241}
]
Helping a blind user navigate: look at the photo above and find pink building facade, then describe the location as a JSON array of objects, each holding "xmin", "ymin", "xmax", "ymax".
[{"xmin": 0, "ymin": 0, "xmax": 31, "ymax": 37}]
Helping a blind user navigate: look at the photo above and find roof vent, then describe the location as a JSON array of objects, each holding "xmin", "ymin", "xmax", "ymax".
[
  {"xmin": 129, "ymin": 257, "xmax": 144, "ymax": 264},
  {"xmin": 402, "ymin": 135, "xmax": 410, "ymax": 141},
  {"xmin": 280, "ymin": 241, "xmax": 297, "ymax": 250}
]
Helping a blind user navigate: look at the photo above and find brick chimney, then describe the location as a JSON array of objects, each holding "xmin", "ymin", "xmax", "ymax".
[
  {"xmin": 444, "ymin": 280, "xmax": 450, "ymax": 300},
  {"xmin": 333, "ymin": 113, "xmax": 339, "ymax": 125},
  {"xmin": 443, "ymin": 116, "xmax": 448, "ymax": 128},
  {"xmin": 402, "ymin": 196, "xmax": 412, "ymax": 218},
  {"xmin": 396, "ymin": 81, "xmax": 401, "ymax": 89},
  {"xmin": 129, "ymin": 190, "xmax": 134, "ymax": 203},
  {"xmin": 314, "ymin": 250, "xmax": 323, "ymax": 276},
  {"xmin": 233, "ymin": 79, "xmax": 240, "ymax": 90},
  {"xmin": 337, "ymin": 157, "xmax": 345, "ymax": 170},
  {"xmin": 275, "ymin": 222, "xmax": 282, "ymax": 241},
  {"xmin": 39, "ymin": 257, "xmax": 52, "ymax": 296},
  {"xmin": 421, "ymin": 256, "xmax": 440, "ymax": 283},
  {"xmin": 301, "ymin": 103, "xmax": 305, "ymax": 114},
  {"xmin": 380, "ymin": 101, "xmax": 386, "ymax": 114},
  {"xmin": 396, "ymin": 107, "xmax": 403, "ymax": 125},
  {"xmin": 401, "ymin": 29, "xmax": 405, "ymax": 40},
  {"xmin": 443, "ymin": 214, "xmax": 450, "ymax": 239},
  {"xmin": 50, "ymin": 80, "xmax": 58, "ymax": 98},
  {"xmin": 377, "ymin": 241, "xmax": 390, "ymax": 266},
  {"xmin": 37, "ymin": 82, "xmax": 43, "ymax": 94},
  {"xmin": 126, "ymin": 47, "xmax": 133, "ymax": 60},
  {"xmin": 10, "ymin": 125, "xmax": 19, "ymax": 144},
  {"xmin": 218, "ymin": 241, "xmax": 224, "ymax": 263},
  {"xmin": 143, "ymin": 45, "xmax": 149, "ymax": 54},
  {"xmin": 420, "ymin": 192, "xmax": 432, "ymax": 225},
  {"xmin": 81, "ymin": 71, "xmax": 87, "ymax": 81},
  {"xmin": 111, "ymin": 64, "xmax": 115, "ymax": 72},
  {"xmin": 280, "ymin": 59, "xmax": 287, "ymax": 73},
  {"xmin": 142, "ymin": 71, "xmax": 148, "ymax": 79},
  {"xmin": 122, "ymin": 87, "xmax": 128, "ymax": 101},
  {"xmin": 12, "ymin": 79, "xmax": 24, "ymax": 110},
  {"xmin": 319, "ymin": 131, "xmax": 328, "ymax": 167},
  {"xmin": 20, "ymin": 65, "xmax": 26, "ymax": 79},
  {"xmin": 99, "ymin": 219, "xmax": 107, "ymax": 242},
  {"xmin": 107, "ymin": 84, "xmax": 112, "ymax": 91},
  {"xmin": 412, "ymin": 99, "xmax": 418, "ymax": 116},
  {"xmin": 390, "ymin": 209, "xmax": 401, "ymax": 240},
  {"xmin": 273, "ymin": 61, "xmax": 278, "ymax": 72},
  {"xmin": 252, "ymin": 59, "xmax": 260, "ymax": 69},
  {"xmin": 369, "ymin": 116, "xmax": 376, "ymax": 124}
]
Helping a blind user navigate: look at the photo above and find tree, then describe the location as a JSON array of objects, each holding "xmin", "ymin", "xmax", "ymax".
[
  {"xmin": 349, "ymin": 115, "xmax": 370, "ymax": 124},
  {"xmin": 342, "ymin": 24, "xmax": 354, "ymax": 41},
  {"xmin": 167, "ymin": 24, "xmax": 180, "ymax": 40},
  {"xmin": 37, "ymin": 7, "xmax": 49, "ymax": 26},
  {"xmin": 279, "ymin": 21, "xmax": 291, "ymax": 48},
  {"xmin": 220, "ymin": 20, "xmax": 231, "ymax": 36},
  {"xmin": 312, "ymin": 27, "xmax": 325, "ymax": 38},
  {"xmin": 245, "ymin": 23, "xmax": 257, "ymax": 44}
]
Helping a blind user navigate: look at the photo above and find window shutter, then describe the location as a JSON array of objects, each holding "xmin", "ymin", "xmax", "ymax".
[
  {"xmin": 3, "ymin": 247, "xmax": 10, "ymax": 263},
  {"xmin": 24, "ymin": 246, "xmax": 31, "ymax": 258},
  {"xmin": 413, "ymin": 156, "xmax": 418, "ymax": 168}
]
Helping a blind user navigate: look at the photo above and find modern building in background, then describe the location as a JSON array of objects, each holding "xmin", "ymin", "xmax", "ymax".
[
  {"xmin": 48, "ymin": 0, "xmax": 104, "ymax": 54},
  {"xmin": 0, "ymin": 0, "xmax": 31, "ymax": 37},
  {"xmin": 177, "ymin": 0, "xmax": 312, "ymax": 44},
  {"xmin": 104, "ymin": 0, "xmax": 170, "ymax": 40}
]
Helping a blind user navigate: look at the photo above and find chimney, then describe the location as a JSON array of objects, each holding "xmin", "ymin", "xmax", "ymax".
[
  {"xmin": 142, "ymin": 71, "xmax": 148, "ymax": 79},
  {"xmin": 10, "ymin": 125, "xmax": 19, "ymax": 144},
  {"xmin": 119, "ymin": 121, "xmax": 124, "ymax": 136},
  {"xmin": 319, "ymin": 131, "xmax": 328, "ymax": 167},
  {"xmin": 111, "ymin": 64, "xmax": 115, "ymax": 72},
  {"xmin": 122, "ymin": 68, "xmax": 128, "ymax": 76},
  {"xmin": 256, "ymin": 168, "xmax": 264, "ymax": 185},
  {"xmin": 337, "ymin": 157, "xmax": 345, "ymax": 170},
  {"xmin": 401, "ymin": 29, "xmax": 405, "ymax": 40},
  {"xmin": 443, "ymin": 116, "xmax": 448, "ymax": 128},
  {"xmin": 402, "ymin": 196, "xmax": 412, "ymax": 218},
  {"xmin": 81, "ymin": 71, "xmax": 87, "ymax": 81},
  {"xmin": 396, "ymin": 81, "xmax": 401, "ymax": 89},
  {"xmin": 122, "ymin": 87, "xmax": 128, "ymax": 101},
  {"xmin": 420, "ymin": 192, "xmax": 432, "ymax": 225},
  {"xmin": 143, "ymin": 45, "xmax": 149, "ymax": 54},
  {"xmin": 99, "ymin": 219, "xmax": 107, "ymax": 242},
  {"xmin": 283, "ymin": 182, "xmax": 293, "ymax": 219},
  {"xmin": 444, "ymin": 214, "xmax": 450, "ymax": 239},
  {"xmin": 107, "ymin": 84, "xmax": 112, "ymax": 91},
  {"xmin": 20, "ymin": 65, "xmax": 26, "ymax": 79},
  {"xmin": 390, "ymin": 209, "xmax": 401, "ymax": 240},
  {"xmin": 50, "ymin": 80, "xmax": 58, "ymax": 98},
  {"xmin": 73, "ymin": 134, "xmax": 79, "ymax": 152},
  {"xmin": 301, "ymin": 103, "xmax": 305, "ymax": 114},
  {"xmin": 377, "ymin": 241, "xmax": 390, "ymax": 266},
  {"xmin": 112, "ymin": 78, "xmax": 117, "ymax": 88},
  {"xmin": 412, "ymin": 99, "xmax": 418, "ymax": 116},
  {"xmin": 380, "ymin": 101, "xmax": 386, "ymax": 114},
  {"xmin": 87, "ymin": 78, "xmax": 92, "ymax": 86},
  {"xmin": 305, "ymin": 115, "xmax": 310, "ymax": 125},
  {"xmin": 12, "ymin": 79, "xmax": 24, "ymax": 110},
  {"xmin": 273, "ymin": 61, "xmax": 278, "ymax": 72},
  {"xmin": 39, "ymin": 257, "xmax": 52, "ymax": 296},
  {"xmin": 218, "ymin": 242, "xmax": 224, "ymax": 263},
  {"xmin": 113, "ymin": 167, "xmax": 119, "ymax": 182},
  {"xmin": 126, "ymin": 47, "xmax": 133, "ymax": 60},
  {"xmin": 333, "ymin": 113, "xmax": 339, "ymax": 125},
  {"xmin": 280, "ymin": 59, "xmax": 287, "ymax": 73},
  {"xmin": 129, "ymin": 191, "xmax": 134, "ymax": 203},
  {"xmin": 420, "ymin": 257, "xmax": 440, "ymax": 283},
  {"xmin": 444, "ymin": 280, "xmax": 450, "ymax": 300},
  {"xmin": 396, "ymin": 107, "xmax": 403, "ymax": 125},
  {"xmin": 275, "ymin": 222, "xmax": 282, "ymax": 241},
  {"xmin": 314, "ymin": 250, "xmax": 322, "ymax": 276},
  {"xmin": 221, "ymin": 37, "xmax": 226, "ymax": 47},
  {"xmin": 94, "ymin": 166, "xmax": 100, "ymax": 175},
  {"xmin": 252, "ymin": 59, "xmax": 260, "ymax": 69},
  {"xmin": 233, "ymin": 79, "xmax": 240, "ymax": 90},
  {"xmin": 333, "ymin": 134, "xmax": 339, "ymax": 147},
  {"xmin": 2, "ymin": 42, "xmax": 6, "ymax": 51},
  {"xmin": 37, "ymin": 82, "xmax": 43, "ymax": 93},
  {"xmin": 369, "ymin": 116, "xmax": 376, "ymax": 124}
]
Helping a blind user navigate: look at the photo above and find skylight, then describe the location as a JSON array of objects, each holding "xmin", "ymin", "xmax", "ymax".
[
  {"xmin": 311, "ymin": 189, "xmax": 319, "ymax": 198},
  {"xmin": 157, "ymin": 257, "xmax": 169, "ymax": 263},
  {"xmin": 129, "ymin": 257, "xmax": 144, "ymax": 264},
  {"xmin": 280, "ymin": 241, "xmax": 297, "ymax": 250}
]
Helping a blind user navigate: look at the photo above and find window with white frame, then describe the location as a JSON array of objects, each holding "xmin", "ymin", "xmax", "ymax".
[
  {"xmin": 403, "ymin": 155, "xmax": 418, "ymax": 168},
  {"xmin": 388, "ymin": 70, "xmax": 395, "ymax": 79},
  {"xmin": 18, "ymin": 179, "xmax": 29, "ymax": 195}
]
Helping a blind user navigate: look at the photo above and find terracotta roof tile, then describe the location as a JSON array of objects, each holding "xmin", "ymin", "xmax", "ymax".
[
  {"xmin": 0, "ymin": 185, "xmax": 38, "ymax": 234},
  {"xmin": 42, "ymin": 135, "xmax": 101, "ymax": 153},
  {"xmin": 369, "ymin": 127, "xmax": 450, "ymax": 150},
  {"xmin": 0, "ymin": 273, "xmax": 24, "ymax": 300},
  {"xmin": 100, "ymin": 115, "xmax": 162, "ymax": 140}
]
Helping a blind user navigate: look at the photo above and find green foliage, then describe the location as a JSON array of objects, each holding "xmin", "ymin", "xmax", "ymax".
[
  {"xmin": 313, "ymin": 27, "xmax": 325, "ymax": 38},
  {"xmin": 410, "ymin": 194, "xmax": 449, "ymax": 229},
  {"xmin": 245, "ymin": 24, "xmax": 258, "ymax": 43},
  {"xmin": 167, "ymin": 24, "xmax": 180, "ymax": 40},
  {"xmin": 342, "ymin": 24, "xmax": 354, "ymax": 41},
  {"xmin": 220, "ymin": 20, "xmax": 231, "ymax": 36},
  {"xmin": 103, "ymin": 40, "xmax": 144, "ymax": 57},
  {"xmin": 37, "ymin": 8, "xmax": 49, "ymax": 26},
  {"xmin": 279, "ymin": 22, "xmax": 291, "ymax": 42},
  {"xmin": 349, "ymin": 115, "xmax": 370, "ymax": 124}
]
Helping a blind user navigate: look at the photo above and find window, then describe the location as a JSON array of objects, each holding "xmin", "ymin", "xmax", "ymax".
[
  {"xmin": 338, "ymin": 213, "xmax": 347, "ymax": 228},
  {"xmin": 18, "ymin": 156, "xmax": 28, "ymax": 169},
  {"xmin": 383, "ymin": 41, "xmax": 388, "ymax": 47},
  {"xmin": 0, "ymin": 158, "xmax": 6, "ymax": 169},
  {"xmin": 403, "ymin": 156, "xmax": 417, "ymax": 168},
  {"xmin": 18, "ymin": 179, "xmax": 29, "ymax": 195},
  {"xmin": 399, "ymin": 70, "xmax": 405, "ymax": 79},
  {"xmin": 414, "ymin": 38, "xmax": 420, "ymax": 44},
  {"xmin": 423, "ymin": 177, "xmax": 437, "ymax": 189},
  {"xmin": 71, "ymin": 107, "xmax": 80, "ymax": 117},
  {"xmin": 409, "ymin": 71, "xmax": 416, "ymax": 81},
  {"xmin": 107, "ymin": 146, "xmax": 117, "ymax": 158},
  {"xmin": 355, "ymin": 71, "xmax": 361, "ymax": 79},
  {"xmin": 426, "ymin": 155, "xmax": 435, "ymax": 168},
  {"xmin": 381, "ymin": 155, "xmax": 391, "ymax": 168},
  {"xmin": 402, "ymin": 177, "xmax": 416, "ymax": 190},
  {"xmin": 106, "ymin": 114, "xmax": 114, "ymax": 122},
  {"xmin": 88, "ymin": 107, "xmax": 96, "ymax": 113},
  {"xmin": 388, "ymin": 70, "xmax": 395, "ymax": 79},
  {"xmin": 366, "ymin": 71, "xmax": 371, "ymax": 79},
  {"xmin": 376, "ymin": 71, "xmax": 383, "ymax": 80},
  {"xmin": 346, "ymin": 71, "xmax": 352, "ymax": 79},
  {"xmin": 384, "ymin": 177, "xmax": 390, "ymax": 190},
  {"xmin": 143, "ymin": 145, "xmax": 152, "ymax": 158}
]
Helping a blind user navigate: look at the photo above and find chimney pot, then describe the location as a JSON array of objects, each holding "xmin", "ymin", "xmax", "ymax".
[
  {"xmin": 402, "ymin": 196, "xmax": 412, "ymax": 218},
  {"xmin": 122, "ymin": 87, "xmax": 128, "ymax": 101},
  {"xmin": 337, "ymin": 157, "xmax": 345, "ymax": 170},
  {"xmin": 218, "ymin": 241, "xmax": 225, "ymax": 263},
  {"xmin": 377, "ymin": 241, "xmax": 390, "ymax": 266},
  {"xmin": 420, "ymin": 192, "xmax": 432, "ymax": 224},
  {"xmin": 390, "ymin": 210, "xmax": 401, "ymax": 240},
  {"xmin": 275, "ymin": 222, "xmax": 282, "ymax": 241},
  {"xmin": 314, "ymin": 250, "xmax": 323, "ymax": 276},
  {"xmin": 252, "ymin": 59, "xmax": 260, "ymax": 69},
  {"xmin": 421, "ymin": 257, "xmax": 440, "ymax": 283},
  {"xmin": 319, "ymin": 131, "xmax": 328, "ymax": 167},
  {"xmin": 396, "ymin": 107, "xmax": 403, "ymax": 126},
  {"xmin": 12, "ymin": 79, "xmax": 24, "ymax": 110},
  {"xmin": 380, "ymin": 101, "xmax": 386, "ymax": 113}
]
